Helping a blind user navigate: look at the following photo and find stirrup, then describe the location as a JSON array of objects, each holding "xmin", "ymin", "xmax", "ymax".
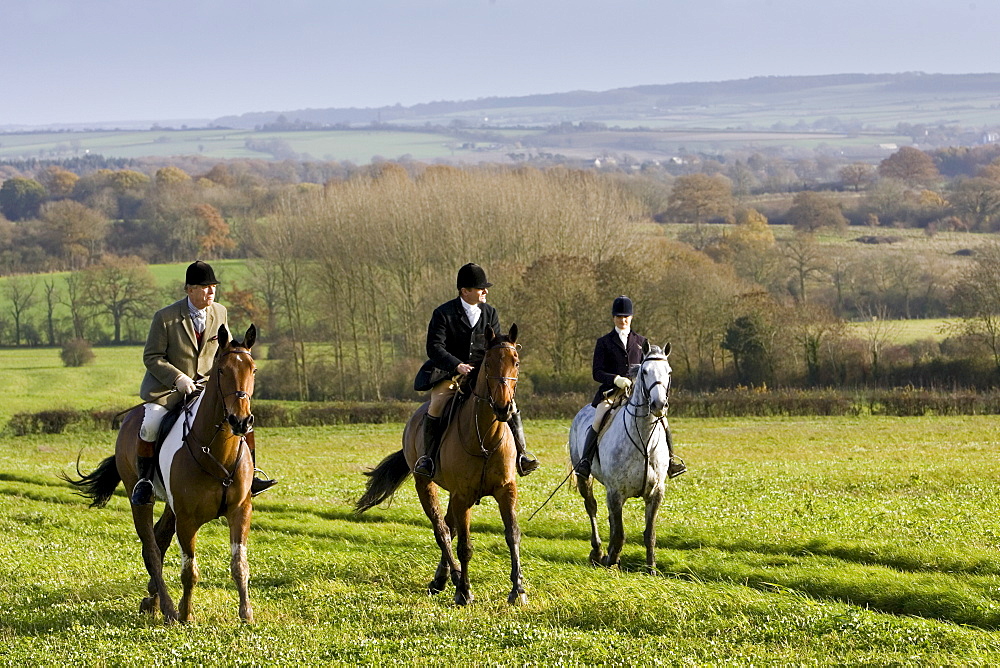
[
  {"xmin": 130, "ymin": 478, "xmax": 154, "ymax": 506},
  {"xmin": 413, "ymin": 456, "xmax": 435, "ymax": 478},
  {"xmin": 667, "ymin": 456, "xmax": 687, "ymax": 479},
  {"xmin": 250, "ymin": 468, "xmax": 277, "ymax": 497},
  {"xmin": 516, "ymin": 454, "xmax": 539, "ymax": 477}
]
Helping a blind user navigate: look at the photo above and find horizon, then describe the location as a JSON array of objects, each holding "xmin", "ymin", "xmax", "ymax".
[{"xmin": 4, "ymin": 1, "xmax": 999, "ymax": 127}]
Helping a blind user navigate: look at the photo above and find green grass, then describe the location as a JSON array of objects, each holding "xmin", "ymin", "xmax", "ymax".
[
  {"xmin": 0, "ymin": 346, "xmax": 143, "ymax": 425},
  {"xmin": 4, "ymin": 415, "xmax": 1000, "ymax": 663}
]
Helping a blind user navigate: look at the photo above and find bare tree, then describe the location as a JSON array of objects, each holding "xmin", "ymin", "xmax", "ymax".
[{"xmin": 4, "ymin": 275, "xmax": 36, "ymax": 346}]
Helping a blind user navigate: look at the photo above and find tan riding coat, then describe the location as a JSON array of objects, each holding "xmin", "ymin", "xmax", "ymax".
[{"xmin": 140, "ymin": 298, "xmax": 228, "ymax": 408}]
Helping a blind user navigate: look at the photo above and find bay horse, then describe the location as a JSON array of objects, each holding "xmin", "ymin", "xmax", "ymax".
[
  {"xmin": 568, "ymin": 341, "xmax": 675, "ymax": 572},
  {"xmin": 356, "ymin": 324, "xmax": 527, "ymax": 606},
  {"xmin": 63, "ymin": 324, "xmax": 258, "ymax": 623}
]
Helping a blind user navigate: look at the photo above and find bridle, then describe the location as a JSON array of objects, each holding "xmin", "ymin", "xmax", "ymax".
[
  {"xmin": 474, "ymin": 341, "xmax": 519, "ymax": 418},
  {"xmin": 622, "ymin": 353, "xmax": 672, "ymax": 481},
  {"xmin": 626, "ymin": 354, "xmax": 671, "ymax": 420},
  {"xmin": 181, "ymin": 345, "xmax": 255, "ymax": 516},
  {"xmin": 215, "ymin": 347, "xmax": 255, "ymax": 434}
]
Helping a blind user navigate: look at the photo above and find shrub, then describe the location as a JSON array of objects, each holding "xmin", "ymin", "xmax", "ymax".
[
  {"xmin": 60, "ymin": 339, "xmax": 95, "ymax": 367},
  {"xmin": 6, "ymin": 409, "xmax": 84, "ymax": 435}
]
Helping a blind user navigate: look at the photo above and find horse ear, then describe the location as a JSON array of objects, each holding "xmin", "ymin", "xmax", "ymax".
[
  {"xmin": 485, "ymin": 324, "xmax": 496, "ymax": 344},
  {"xmin": 663, "ymin": 342, "xmax": 671, "ymax": 356},
  {"xmin": 244, "ymin": 324, "xmax": 257, "ymax": 349},
  {"xmin": 642, "ymin": 339, "xmax": 650, "ymax": 356},
  {"xmin": 217, "ymin": 323, "xmax": 230, "ymax": 351},
  {"xmin": 508, "ymin": 322, "xmax": 518, "ymax": 344}
]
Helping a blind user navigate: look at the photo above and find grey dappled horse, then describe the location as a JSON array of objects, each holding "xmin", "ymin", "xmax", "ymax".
[{"xmin": 568, "ymin": 341, "xmax": 675, "ymax": 572}]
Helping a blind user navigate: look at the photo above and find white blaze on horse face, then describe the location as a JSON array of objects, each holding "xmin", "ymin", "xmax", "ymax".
[{"xmin": 642, "ymin": 359, "xmax": 671, "ymax": 418}]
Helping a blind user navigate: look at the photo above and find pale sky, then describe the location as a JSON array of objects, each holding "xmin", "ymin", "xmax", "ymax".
[{"xmin": 2, "ymin": 0, "xmax": 998, "ymax": 126}]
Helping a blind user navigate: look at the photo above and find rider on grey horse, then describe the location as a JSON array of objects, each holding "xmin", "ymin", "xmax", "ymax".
[{"xmin": 575, "ymin": 295, "xmax": 686, "ymax": 479}]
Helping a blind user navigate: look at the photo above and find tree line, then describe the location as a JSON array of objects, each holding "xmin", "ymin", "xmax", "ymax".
[{"xmin": 4, "ymin": 147, "xmax": 1000, "ymax": 399}]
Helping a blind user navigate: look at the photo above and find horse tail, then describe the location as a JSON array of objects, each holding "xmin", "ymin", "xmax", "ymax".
[
  {"xmin": 60, "ymin": 453, "xmax": 121, "ymax": 509},
  {"xmin": 355, "ymin": 449, "xmax": 410, "ymax": 513}
]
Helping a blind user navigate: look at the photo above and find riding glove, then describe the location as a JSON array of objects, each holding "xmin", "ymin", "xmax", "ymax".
[
  {"xmin": 614, "ymin": 375, "xmax": 632, "ymax": 390},
  {"xmin": 175, "ymin": 374, "xmax": 196, "ymax": 394}
]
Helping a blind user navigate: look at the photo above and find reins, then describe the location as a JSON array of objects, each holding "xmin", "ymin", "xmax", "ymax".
[
  {"xmin": 180, "ymin": 346, "xmax": 254, "ymax": 517},
  {"xmin": 460, "ymin": 340, "xmax": 519, "ymax": 500}
]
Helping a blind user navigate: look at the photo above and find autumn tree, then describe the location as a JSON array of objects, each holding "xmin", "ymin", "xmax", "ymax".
[
  {"xmin": 839, "ymin": 162, "xmax": 876, "ymax": 191},
  {"xmin": 665, "ymin": 173, "xmax": 734, "ymax": 229},
  {"xmin": 949, "ymin": 177, "xmax": 1000, "ymax": 231},
  {"xmin": 194, "ymin": 203, "xmax": 236, "ymax": 257},
  {"xmin": 786, "ymin": 191, "xmax": 848, "ymax": 233},
  {"xmin": 37, "ymin": 166, "xmax": 79, "ymax": 199},
  {"xmin": 79, "ymin": 256, "xmax": 158, "ymax": 343},
  {"xmin": 952, "ymin": 242, "xmax": 1000, "ymax": 373},
  {"xmin": 38, "ymin": 200, "xmax": 109, "ymax": 269},
  {"xmin": 781, "ymin": 233, "xmax": 826, "ymax": 303},
  {"xmin": 878, "ymin": 146, "xmax": 940, "ymax": 187},
  {"xmin": 516, "ymin": 254, "xmax": 601, "ymax": 377}
]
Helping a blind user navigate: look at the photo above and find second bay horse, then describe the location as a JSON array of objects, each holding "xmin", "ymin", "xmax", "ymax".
[{"xmin": 356, "ymin": 324, "xmax": 527, "ymax": 606}]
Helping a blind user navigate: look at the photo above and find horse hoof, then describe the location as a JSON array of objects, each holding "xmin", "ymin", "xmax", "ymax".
[
  {"xmin": 508, "ymin": 591, "xmax": 528, "ymax": 606},
  {"xmin": 241, "ymin": 609, "xmax": 254, "ymax": 624},
  {"xmin": 427, "ymin": 581, "xmax": 446, "ymax": 596},
  {"xmin": 139, "ymin": 597, "xmax": 158, "ymax": 615},
  {"xmin": 454, "ymin": 592, "xmax": 474, "ymax": 606}
]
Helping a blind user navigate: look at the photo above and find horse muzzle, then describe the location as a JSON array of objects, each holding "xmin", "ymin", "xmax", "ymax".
[
  {"xmin": 494, "ymin": 403, "xmax": 515, "ymax": 423},
  {"xmin": 227, "ymin": 413, "xmax": 254, "ymax": 435}
]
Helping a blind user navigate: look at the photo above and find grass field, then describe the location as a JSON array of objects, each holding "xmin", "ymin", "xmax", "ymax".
[{"xmin": 4, "ymin": 413, "xmax": 1000, "ymax": 664}]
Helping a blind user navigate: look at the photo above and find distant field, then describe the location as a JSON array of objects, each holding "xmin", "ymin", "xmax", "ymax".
[
  {"xmin": 0, "ymin": 129, "xmax": 530, "ymax": 164},
  {"xmin": 845, "ymin": 317, "xmax": 957, "ymax": 344}
]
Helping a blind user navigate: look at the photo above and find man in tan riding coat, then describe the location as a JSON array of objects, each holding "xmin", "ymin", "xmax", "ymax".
[
  {"xmin": 130, "ymin": 261, "xmax": 275, "ymax": 506},
  {"xmin": 412, "ymin": 263, "xmax": 539, "ymax": 479}
]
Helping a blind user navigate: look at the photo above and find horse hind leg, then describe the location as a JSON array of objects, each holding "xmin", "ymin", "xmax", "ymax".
[
  {"xmin": 176, "ymin": 522, "xmax": 201, "ymax": 623},
  {"xmin": 575, "ymin": 473, "xmax": 604, "ymax": 566},
  {"xmin": 132, "ymin": 504, "xmax": 178, "ymax": 621},
  {"xmin": 141, "ymin": 506, "xmax": 177, "ymax": 616}
]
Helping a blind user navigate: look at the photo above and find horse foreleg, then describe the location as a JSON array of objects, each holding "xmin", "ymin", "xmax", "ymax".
[
  {"xmin": 604, "ymin": 490, "xmax": 626, "ymax": 569},
  {"xmin": 229, "ymin": 502, "xmax": 254, "ymax": 623},
  {"xmin": 176, "ymin": 522, "xmax": 200, "ymax": 623},
  {"xmin": 643, "ymin": 485, "xmax": 665, "ymax": 574},
  {"xmin": 132, "ymin": 504, "xmax": 177, "ymax": 621},
  {"xmin": 576, "ymin": 473, "xmax": 603, "ymax": 566},
  {"xmin": 496, "ymin": 485, "xmax": 526, "ymax": 605},
  {"xmin": 141, "ymin": 506, "xmax": 176, "ymax": 615},
  {"xmin": 415, "ymin": 480, "xmax": 458, "ymax": 595},
  {"xmin": 451, "ymin": 501, "xmax": 474, "ymax": 606}
]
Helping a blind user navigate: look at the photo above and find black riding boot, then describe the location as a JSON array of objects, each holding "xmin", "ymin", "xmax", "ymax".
[
  {"xmin": 413, "ymin": 415, "xmax": 441, "ymax": 478},
  {"xmin": 130, "ymin": 439, "xmax": 156, "ymax": 506},
  {"xmin": 665, "ymin": 424, "xmax": 687, "ymax": 479},
  {"xmin": 575, "ymin": 427, "xmax": 600, "ymax": 478},
  {"xmin": 507, "ymin": 411, "xmax": 539, "ymax": 476},
  {"xmin": 246, "ymin": 431, "xmax": 277, "ymax": 496}
]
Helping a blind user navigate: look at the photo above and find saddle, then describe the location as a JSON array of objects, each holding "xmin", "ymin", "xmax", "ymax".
[
  {"xmin": 150, "ymin": 388, "xmax": 204, "ymax": 480},
  {"xmin": 438, "ymin": 375, "xmax": 473, "ymax": 435}
]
